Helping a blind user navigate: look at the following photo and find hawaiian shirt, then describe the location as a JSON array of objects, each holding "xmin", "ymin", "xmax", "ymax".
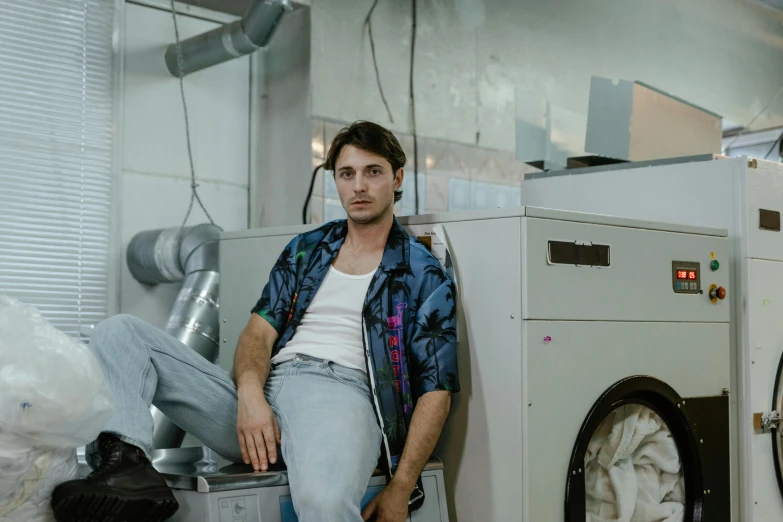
[{"xmin": 250, "ymin": 217, "xmax": 459, "ymax": 508}]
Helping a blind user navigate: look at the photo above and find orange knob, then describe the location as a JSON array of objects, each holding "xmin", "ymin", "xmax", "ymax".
[
  {"xmin": 717, "ymin": 287, "xmax": 726, "ymax": 300},
  {"xmin": 710, "ymin": 286, "xmax": 727, "ymax": 300}
]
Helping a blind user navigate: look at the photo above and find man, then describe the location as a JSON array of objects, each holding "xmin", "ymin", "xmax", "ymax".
[{"xmin": 52, "ymin": 120, "xmax": 459, "ymax": 522}]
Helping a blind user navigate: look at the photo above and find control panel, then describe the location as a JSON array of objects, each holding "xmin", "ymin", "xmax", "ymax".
[
  {"xmin": 672, "ymin": 261, "xmax": 701, "ymax": 294},
  {"xmin": 671, "ymin": 256, "xmax": 726, "ymax": 303}
]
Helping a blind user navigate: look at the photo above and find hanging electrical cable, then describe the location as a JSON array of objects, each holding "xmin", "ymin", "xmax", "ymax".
[
  {"xmin": 303, "ymin": 162, "xmax": 325, "ymax": 224},
  {"xmin": 169, "ymin": 0, "xmax": 219, "ymax": 230},
  {"xmin": 409, "ymin": 0, "xmax": 419, "ymax": 215},
  {"xmin": 365, "ymin": 0, "xmax": 394, "ymax": 124}
]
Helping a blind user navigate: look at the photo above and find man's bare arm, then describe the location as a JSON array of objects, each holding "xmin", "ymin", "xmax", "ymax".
[
  {"xmin": 233, "ymin": 314, "xmax": 280, "ymax": 472},
  {"xmin": 392, "ymin": 390, "xmax": 451, "ymax": 491},
  {"xmin": 232, "ymin": 313, "xmax": 277, "ymax": 388},
  {"xmin": 362, "ymin": 390, "xmax": 451, "ymax": 521}
]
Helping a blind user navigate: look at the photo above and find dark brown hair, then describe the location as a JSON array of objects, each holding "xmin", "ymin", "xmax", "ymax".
[{"xmin": 324, "ymin": 120, "xmax": 406, "ymax": 203}]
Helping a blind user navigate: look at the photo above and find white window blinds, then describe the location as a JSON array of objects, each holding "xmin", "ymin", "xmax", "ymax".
[{"xmin": 0, "ymin": 0, "xmax": 115, "ymax": 339}]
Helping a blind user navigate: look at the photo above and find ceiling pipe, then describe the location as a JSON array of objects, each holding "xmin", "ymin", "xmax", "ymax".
[{"xmin": 165, "ymin": 0, "xmax": 292, "ymax": 77}]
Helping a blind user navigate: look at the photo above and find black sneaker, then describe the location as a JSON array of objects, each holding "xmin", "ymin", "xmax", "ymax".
[{"xmin": 52, "ymin": 433, "xmax": 179, "ymax": 522}]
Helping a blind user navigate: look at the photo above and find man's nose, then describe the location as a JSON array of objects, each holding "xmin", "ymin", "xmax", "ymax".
[{"xmin": 352, "ymin": 173, "xmax": 368, "ymax": 192}]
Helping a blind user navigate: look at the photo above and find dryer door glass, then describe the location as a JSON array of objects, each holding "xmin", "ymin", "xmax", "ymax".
[
  {"xmin": 584, "ymin": 404, "xmax": 685, "ymax": 521},
  {"xmin": 771, "ymin": 348, "xmax": 783, "ymax": 498}
]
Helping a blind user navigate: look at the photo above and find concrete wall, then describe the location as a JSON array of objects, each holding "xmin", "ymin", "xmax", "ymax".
[
  {"xmin": 119, "ymin": 2, "xmax": 251, "ymax": 327},
  {"xmin": 307, "ymin": 118, "xmax": 535, "ymax": 226},
  {"xmin": 254, "ymin": 6, "xmax": 313, "ymax": 228},
  {"xmin": 311, "ymin": 0, "xmax": 783, "ymax": 152}
]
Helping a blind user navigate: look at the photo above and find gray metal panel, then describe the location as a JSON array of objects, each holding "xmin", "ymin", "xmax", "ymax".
[
  {"xmin": 524, "ymin": 207, "xmax": 727, "ymax": 238},
  {"xmin": 400, "ymin": 206, "xmax": 726, "ymax": 237},
  {"xmin": 522, "ymin": 158, "xmax": 741, "ymax": 234},
  {"xmin": 425, "ymin": 216, "xmax": 524, "ymax": 522},
  {"xmin": 523, "ymin": 217, "xmax": 730, "ymax": 322},
  {"xmin": 524, "ymin": 320, "xmax": 731, "ymax": 522},
  {"xmin": 744, "ymin": 159, "xmax": 783, "ymax": 261},
  {"xmin": 584, "ymin": 76, "xmax": 633, "ymax": 160},
  {"xmin": 745, "ymin": 259, "xmax": 783, "ymax": 520},
  {"xmin": 218, "ymin": 233, "xmax": 298, "ymax": 372}
]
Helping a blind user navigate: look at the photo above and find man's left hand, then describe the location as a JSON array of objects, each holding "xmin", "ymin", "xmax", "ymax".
[{"xmin": 361, "ymin": 481, "xmax": 410, "ymax": 522}]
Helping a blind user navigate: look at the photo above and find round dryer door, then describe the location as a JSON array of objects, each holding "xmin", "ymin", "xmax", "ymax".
[
  {"xmin": 771, "ymin": 351, "xmax": 783, "ymax": 497},
  {"xmin": 564, "ymin": 376, "xmax": 731, "ymax": 522},
  {"xmin": 582, "ymin": 405, "xmax": 685, "ymax": 520}
]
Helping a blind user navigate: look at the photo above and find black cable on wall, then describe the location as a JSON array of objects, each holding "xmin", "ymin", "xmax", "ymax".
[
  {"xmin": 409, "ymin": 0, "xmax": 419, "ymax": 214},
  {"xmin": 302, "ymin": 162, "xmax": 324, "ymax": 225}
]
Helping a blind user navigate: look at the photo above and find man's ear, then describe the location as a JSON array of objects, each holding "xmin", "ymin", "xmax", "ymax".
[{"xmin": 393, "ymin": 168, "xmax": 405, "ymax": 190}]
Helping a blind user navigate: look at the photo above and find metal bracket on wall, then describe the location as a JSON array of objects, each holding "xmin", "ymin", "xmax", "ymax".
[{"xmin": 753, "ymin": 410, "xmax": 780, "ymax": 432}]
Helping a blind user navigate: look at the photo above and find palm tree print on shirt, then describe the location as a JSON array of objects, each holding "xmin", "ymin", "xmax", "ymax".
[
  {"xmin": 413, "ymin": 308, "xmax": 456, "ymax": 389},
  {"xmin": 256, "ymin": 245, "xmax": 297, "ymax": 330},
  {"xmin": 423, "ymin": 264, "xmax": 447, "ymax": 285}
]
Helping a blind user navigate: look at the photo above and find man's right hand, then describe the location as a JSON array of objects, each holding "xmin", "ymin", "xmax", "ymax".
[{"xmin": 237, "ymin": 381, "xmax": 281, "ymax": 472}]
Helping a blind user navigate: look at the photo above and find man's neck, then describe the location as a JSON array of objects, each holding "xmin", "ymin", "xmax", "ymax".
[{"xmin": 343, "ymin": 211, "xmax": 394, "ymax": 254}]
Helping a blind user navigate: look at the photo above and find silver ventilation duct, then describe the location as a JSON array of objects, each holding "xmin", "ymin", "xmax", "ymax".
[
  {"xmin": 127, "ymin": 224, "xmax": 221, "ymax": 449},
  {"xmin": 165, "ymin": 0, "xmax": 292, "ymax": 78}
]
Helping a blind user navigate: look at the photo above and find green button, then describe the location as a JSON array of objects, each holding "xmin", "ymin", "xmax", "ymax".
[{"xmin": 711, "ymin": 260, "xmax": 720, "ymax": 271}]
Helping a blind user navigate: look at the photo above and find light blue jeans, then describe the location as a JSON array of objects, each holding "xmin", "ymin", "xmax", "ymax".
[{"xmin": 86, "ymin": 314, "xmax": 382, "ymax": 522}]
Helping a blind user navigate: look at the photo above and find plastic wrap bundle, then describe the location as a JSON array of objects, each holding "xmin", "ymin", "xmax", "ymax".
[{"xmin": 0, "ymin": 295, "xmax": 114, "ymax": 522}]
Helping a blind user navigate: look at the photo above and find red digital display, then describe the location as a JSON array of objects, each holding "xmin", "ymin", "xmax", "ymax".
[{"xmin": 676, "ymin": 269, "xmax": 698, "ymax": 280}]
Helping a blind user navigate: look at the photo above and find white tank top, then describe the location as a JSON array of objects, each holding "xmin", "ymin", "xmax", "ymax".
[{"xmin": 270, "ymin": 265, "xmax": 376, "ymax": 371}]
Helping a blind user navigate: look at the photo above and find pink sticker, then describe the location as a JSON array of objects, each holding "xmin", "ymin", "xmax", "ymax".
[{"xmin": 544, "ymin": 336, "xmax": 552, "ymax": 343}]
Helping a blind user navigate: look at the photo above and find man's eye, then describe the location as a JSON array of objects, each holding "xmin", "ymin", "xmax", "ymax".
[{"xmin": 371, "ymin": 169, "xmax": 380, "ymax": 175}]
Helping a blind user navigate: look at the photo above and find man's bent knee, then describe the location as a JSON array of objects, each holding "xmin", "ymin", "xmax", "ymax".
[
  {"xmin": 295, "ymin": 486, "xmax": 359, "ymax": 521},
  {"xmin": 90, "ymin": 314, "xmax": 144, "ymax": 351}
]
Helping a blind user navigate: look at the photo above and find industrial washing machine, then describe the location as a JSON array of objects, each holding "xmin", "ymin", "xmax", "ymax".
[
  {"xmin": 522, "ymin": 155, "xmax": 783, "ymax": 522},
  {"xmin": 154, "ymin": 447, "xmax": 448, "ymax": 522},
  {"xmin": 214, "ymin": 206, "xmax": 731, "ymax": 522}
]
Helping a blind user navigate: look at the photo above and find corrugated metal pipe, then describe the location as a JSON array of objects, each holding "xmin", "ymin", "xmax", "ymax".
[
  {"xmin": 127, "ymin": 224, "xmax": 221, "ymax": 449},
  {"xmin": 165, "ymin": 0, "xmax": 292, "ymax": 77}
]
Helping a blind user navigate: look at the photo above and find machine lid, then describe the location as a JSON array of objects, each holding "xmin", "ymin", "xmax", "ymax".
[
  {"xmin": 159, "ymin": 452, "xmax": 444, "ymax": 493},
  {"xmin": 564, "ymin": 376, "xmax": 730, "ymax": 522}
]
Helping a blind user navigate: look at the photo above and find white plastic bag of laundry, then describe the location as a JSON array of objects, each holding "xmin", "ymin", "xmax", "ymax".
[
  {"xmin": 0, "ymin": 294, "xmax": 114, "ymax": 521},
  {"xmin": 0, "ymin": 442, "xmax": 77, "ymax": 522}
]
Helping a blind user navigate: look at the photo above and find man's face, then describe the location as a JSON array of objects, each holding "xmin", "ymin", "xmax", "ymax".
[{"xmin": 333, "ymin": 145, "xmax": 403, "ymax": 225}]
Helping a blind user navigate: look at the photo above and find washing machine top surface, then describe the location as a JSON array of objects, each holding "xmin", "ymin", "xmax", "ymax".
[
  {"xmin": 221, "ymin": 206, "xmax": 727, "ymax": 241},
  {"xmin": 154, "ymin": 446, "xmax": 443, "ymax": 493}
]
